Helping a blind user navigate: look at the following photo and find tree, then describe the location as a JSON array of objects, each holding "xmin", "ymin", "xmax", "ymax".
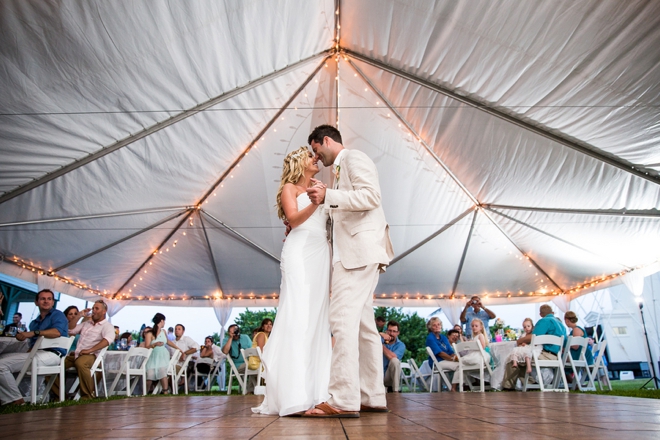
[
  {"xmin": 374, "ymin": 307, "xmax": 428, "ymax": 366},
  {"xmin": 234, "ymin": 308, "xmax": 277, "ymax": 339}
]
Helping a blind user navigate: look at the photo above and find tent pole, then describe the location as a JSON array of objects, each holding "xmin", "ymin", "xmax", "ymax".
[
  {"xmin": 112, "ymin": 208, "xmax": 195, "ymax": 298},
  {"xmin": 0, "ymin": 50, "xmax": 333, "ymax": 206},
  {"xmin": 201, "ymin": 210, "xmax": 280, "ymax": 263},
  {"xmin": 53, "ymin": 209, "xmax": 189, "ymax": 272},
  {"xmin": 198, "ymin": 212, "xmax": 224, "ymax": 295},
  {"xmin": 450, "ymin": 210, "xmax": 478, "ymax": 297},
  {"xmin": 347, "ymin": 57, "xmax": 480, "ymax": 206},
  {"xmin": 0, "ymin": 206, "xmax": 188, "ymax": 228},
  {"xmin": 195, "ymin": 54, "xmax": 332, "ymax": 205},
  {"xmin": 483, "ymin": 204, "xmax": 660, "ymax": 218},
  {"xmin": 389, "ymin": 207, "xmax": 474, "ymax": 266},
  {"xmin": 343, "ymin": 49, "xmax": 660, "ymax": 186},
  {"xmin": 485, "ymin": 207, "xmax": 632, "ymax": 270},
  {"xmin": 478, "ymin": 207, "xmax": 564, "ymax": 292}
]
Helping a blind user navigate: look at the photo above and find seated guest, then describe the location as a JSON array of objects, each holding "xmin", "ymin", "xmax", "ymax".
[
  {"xmin": 63, "ymin": 306, "xmax": 80, "ymax": 351},
  {"xmin": 382, "ymin": 320, "xmax": 406, "ymax": 392},
  {"xmin": 248, "ymin": 319, "xmax": 273, "ymax": 370},
  {"xmin": 167, "ymin": 326, "xmax": 176, "ymax": 341},
  {"xmin": 139, "ymin": 327, "xmax": 152, "ymax": 347},
  {"xmin": 0, "ymin": 289, "xmax": 68, "ymax": 406},
  {"xmin": 1, "ymin": 312, "xmax": 22, "ymax": 336},
  {"xmin": 564, "ymin": 311, "xmax": 594, "ymax": 377},
  {"xmin": 460, "ymin": 296, "xmax": 496, "ymax": 339},
  {"xmin": 502, "ymin": 304, "xmax": 566, "ymax": 391},
  {"xmin": 424, "ymin": 317, "xmax": 460, "ymax": 391},
  {"xmin": 375, "ymin": 316, "xmax": 387, "ymax": 333},
  {"xmin": 451, "ymin": 319, "xmax": 492, "ymax": 389},
  {"xmin": 453, "ymin": 324, "xmax": 468, "ymax": 342},
  {"xmin": 222, "ymin": 325, "xmax": 253, "ymax": 390},
  {"xmin": 196, "ymin": 336, "xmax": 223, "ymax": 386},
  {"xmin": 119, "ymin": 332, "xmax": 133, "ymax": 348},
  {"xmin": 53, "ymin": 300, "xmax": 115, "ymax": 400},
  {"xmin": 173, "ymin": 324, "xmax": 199, "ymax": 383}
]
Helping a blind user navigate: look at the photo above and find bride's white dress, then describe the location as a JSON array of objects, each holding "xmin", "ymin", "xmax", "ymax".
[{"xmin": 252, "ymin": 193, "xmax": 332, "ymax": 416}]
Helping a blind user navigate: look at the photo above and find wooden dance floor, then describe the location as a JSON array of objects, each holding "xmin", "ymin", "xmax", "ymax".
[{"xmin": 1, "ymin": 392, "xmax": 659, "ymax": 439}]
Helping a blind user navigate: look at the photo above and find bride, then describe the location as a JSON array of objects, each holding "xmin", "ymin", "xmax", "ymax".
[{"xmin": 252, "ymin": 146, "xmax": 332, "ymax": 416}]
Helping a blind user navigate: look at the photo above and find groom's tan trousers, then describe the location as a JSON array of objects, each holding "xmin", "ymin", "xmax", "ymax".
[{"xmin": 327, "ymin": 262, "xmax": 386, "ymax": 411}]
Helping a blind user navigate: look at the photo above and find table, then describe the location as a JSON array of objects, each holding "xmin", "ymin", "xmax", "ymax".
[
  {"xmin": 489, "ymin": 341, "xmax": 517, "ymax": 390},
  {"xmin": 0, "ymin": 336, "xmax": 29, "ymax": 355}
]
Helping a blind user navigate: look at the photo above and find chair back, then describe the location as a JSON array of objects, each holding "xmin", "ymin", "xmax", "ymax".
[
  {"xmin": 241, "ymin": 348, "xmax": 261, "ymax": 370},
  {"xmin": 563, "ymin": 336, "xmax": 588, "ymax": 364}
]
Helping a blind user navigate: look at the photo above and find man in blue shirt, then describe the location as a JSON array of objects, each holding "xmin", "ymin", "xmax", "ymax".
[
  {"xmin": 382, "ymin": 321, "xmax": 406, "ymax": 392},
  {"xmin": 221, "ymin": 324, "xmax": 254, "ymax": 391},
  {"xmin": 0, "ymin": 289, "xmax": 68, "ymax": 405},
  {"xmin": 460, "ymin": 296, "xmax": 496, "ymax": 338},
  {"xmin": 502, "ymin": 304, "xmax": 566, "ymax": 390}
]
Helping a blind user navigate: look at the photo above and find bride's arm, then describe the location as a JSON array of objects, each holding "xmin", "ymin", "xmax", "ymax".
[{"xmin": 281, "ymin": 183, "xmax": 318, "ymax": 228}]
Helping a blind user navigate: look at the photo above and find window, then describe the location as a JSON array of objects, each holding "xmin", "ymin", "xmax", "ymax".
[{"xmin": 612, "ymin": 326, "xmax": 627, "ymax": 335}]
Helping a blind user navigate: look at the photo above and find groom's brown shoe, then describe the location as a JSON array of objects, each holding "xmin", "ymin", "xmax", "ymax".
[{"xmin": 360, "ymin": 405, "xmax": 390, "ymax": 413}]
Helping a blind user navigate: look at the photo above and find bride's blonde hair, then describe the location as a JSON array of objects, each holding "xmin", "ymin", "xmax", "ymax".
[{"xmin": 276, "ymin": 146, "xmax": 311, "ymax": 220}]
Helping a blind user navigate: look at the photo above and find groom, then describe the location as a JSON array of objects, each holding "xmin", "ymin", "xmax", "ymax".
[{"xmin": 306, "ymin": 125, "xmax": 394, "ymax": 417}]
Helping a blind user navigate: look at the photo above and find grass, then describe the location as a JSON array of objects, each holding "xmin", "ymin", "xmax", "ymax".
[{"xmin": 582, "ymin": 378, "xmax": 660, "ymax": 399}]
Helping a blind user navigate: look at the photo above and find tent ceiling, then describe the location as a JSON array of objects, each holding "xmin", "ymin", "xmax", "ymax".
[{"xmin": 1, "ymin": 0, "xmax": 659, "ymax": 306}]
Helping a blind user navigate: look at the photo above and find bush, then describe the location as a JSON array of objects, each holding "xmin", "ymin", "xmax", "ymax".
[{"xmin": 374, "ymin": 307, "xmax": 428, "ymax": 367}]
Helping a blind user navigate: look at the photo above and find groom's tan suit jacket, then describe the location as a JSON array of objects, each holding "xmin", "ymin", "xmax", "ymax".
[{"xmin": 324, "ymin": 149, "xmax": 394, "ymax": 269}]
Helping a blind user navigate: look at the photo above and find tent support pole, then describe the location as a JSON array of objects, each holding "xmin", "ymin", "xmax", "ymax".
[
  {"xmin": 389, "ymin": 207, "xmax": 474, "ymax": 266},
  {"xmin": 195, "ymin": 54, "xmax": 332, "ymax": 205},
  {"xmin": 198, "ymin": 212, "xmax": 224, "ymax": 295},
  {"xmin": 478, "ymin": 207, "xmax": 565, "ymax": 293},
  {"xmin": 0, "ymin": 206, "xmax": 189, "ymax": 228},
  {"xmin": 450, "ymin": 210, "xmax": 478, "ymax": 297},
  {"xmin": 347, "ymin": 58, "xmax": 480, "ymax": 206},
  {"xmin": 485, "ymin": 207, "xmax": 632, "ymax": 270},
  {"xmin": 53, "ymin": 209, "xmax": 189, "ymax": 272},
  {"xmin": 0, "ymin": 50, "xmax": 332, "ymax": 206},
  {"xmin": 344, "ymin": 49, "xmax": 660, "ymax": 186},
  {"xmin": 112, "ymin": 208, "xmax": 195, "ymax": 298},
  {"xmin": 201, "ymin": 210, "xmax": 280, "ymax": 263},
  {"xmin": 483, "ymin": 204, "xmax": 660, "ymax": 218}
]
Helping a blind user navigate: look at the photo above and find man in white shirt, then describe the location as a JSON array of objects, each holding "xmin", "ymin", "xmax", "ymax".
[
  {"xmin": 53, "ymin": 299, "xmax": 115, "ymax": 400},
  {"xmin": 173, "ymin": 324, "xmax": 199, "ymax": 370}
]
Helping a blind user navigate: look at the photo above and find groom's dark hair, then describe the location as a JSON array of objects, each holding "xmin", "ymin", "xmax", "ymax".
[{"xmin": 308, "ymin": 124, "xmax": 342, "ymax": 145}]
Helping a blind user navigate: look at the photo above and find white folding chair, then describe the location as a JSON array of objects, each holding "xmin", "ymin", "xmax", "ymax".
[
  {"xmin": 153, "ymin": 350, "xmax": 181, "ymax": 394},
  {"xmin": 523, "ymin": 335, "xmax": 568, "ymax": 392},
  {"xmin": 108, "ymin": 347, "xmax": 153, "ymax": 396},
  {"xmin": 562, "ymin": 336, "xmax": 595, "ymax": 391},
  {"xmin": 399, "ymin": 361, "xmax": 413, "ymax": 391},
  {"xmin": 240, "ymin": 347, "xmax": 264, "ymax": 395},
  {"xmin": 408, "ymin": 358, "xmax": 432, "ymax": 392},
  {"xmin": 591, "ymin": 340, "xmax": 612, "ymax": 391},
  {"xmin": 68, "ymin": 346, "xmax": 109, "ymax": 400},
  {"xmin": 425, "ymin": 346, "xmax": 453, "ymax": 392},
  {"xmin": 15, "ymin": 336, "xmax": 75, "ymax": 404},
  {"xmin": 225, "ymin": 355, "xmax": 245, "ymax": 395},
  {"xmin": 452, "ymin": 340, "xmax": 493, "ymax": 392},
  {"xmin": 174, "ymin": 353, "xmax": 194, "ymax": 395}
]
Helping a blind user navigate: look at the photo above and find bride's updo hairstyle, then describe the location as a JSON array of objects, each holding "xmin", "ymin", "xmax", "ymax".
[{"xmin": 276, "ymin": 146, "xmax": 312, "ymax": 220}]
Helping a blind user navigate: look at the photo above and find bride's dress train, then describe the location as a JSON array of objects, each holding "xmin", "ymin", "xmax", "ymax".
[{"xmin": 252, "ymin": 193, "xmax": 332, "ymax": 416}]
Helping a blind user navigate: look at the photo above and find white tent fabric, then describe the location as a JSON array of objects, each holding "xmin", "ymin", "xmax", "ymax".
[{"xmin": 1, "ymin": 1, "xmax": 659, "ymax": 307}]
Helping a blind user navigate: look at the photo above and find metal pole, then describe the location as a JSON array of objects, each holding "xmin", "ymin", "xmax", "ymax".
[{"xmin": 639, "ymin": 302, "xmax": 659, "ymax": 389}]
